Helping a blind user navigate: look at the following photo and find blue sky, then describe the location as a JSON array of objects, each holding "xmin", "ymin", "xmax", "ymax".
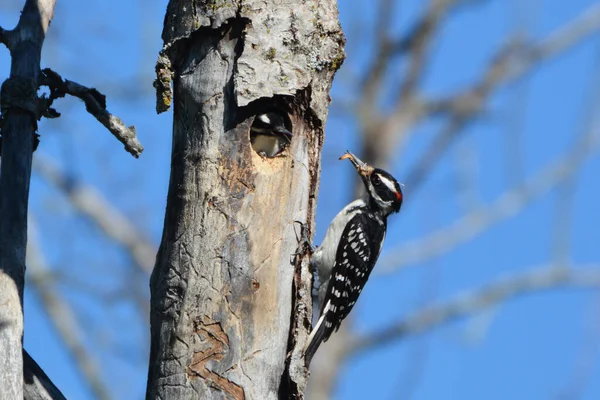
[{"xmin": 2, "ymin": 0, "xmax": 600, "ymax": 399}]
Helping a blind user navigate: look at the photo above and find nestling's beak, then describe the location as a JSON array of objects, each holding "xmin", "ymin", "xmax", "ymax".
[
  {"xmin": 339, "ymin": 151, "xmax": 372, "ymax": 177},
  {"xmin": 275, "ymin": 127, "xmax": 293, "ymax": 139}
]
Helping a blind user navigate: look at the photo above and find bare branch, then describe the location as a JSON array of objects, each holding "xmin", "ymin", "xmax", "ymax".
[
  {"xmin": 27, "ymin": 220, "xmax": 111, "ymax": 400},
  {"xmin": 360, "ymin": 0, "xmax": 481, "ymax": 166},
  {"xmin": 374, "ymin": 0, "xmax": 394, "ymax": 41},
  {"xmin": 359, "ymin": 0, "xmax": 397, "ymax": 102},
  {"xmin": 555, "ymin": 293, "xmax": 600, "ymax": 399},
  {"xmin": 379, "ymin": 112, "xmax": 600, "ymax": 274},
  {"xmin": 33, "ymin": 156, "xmax": 155, "ymax": 274},
  {"xmin": 381, "ymin": 17, "xmax": 600, "ymax": 274},
  {"xmin": 530, "ymin": 2, "xmax": 600, "ymax": 64},
  {"xmin": 39, "ymin": 68, "xmax": 143, "ymax": 157},
  {"xmin": 350, "ymin": 265, "xmax": 600, "ymax": 356},
  {"xmin": 405, "ymin": 2, "xmax": 600, "ymax": 190},
  {"xmin": 0, "ymin": 26, "xmax": 11, "ymax": 49},
  {"xmin": 394, "ymin": 0, "xmax": 464, "ymax": 101},
  {"xmin": 361, "ymin": 0, "xmax": 470, "ymax": 103}
]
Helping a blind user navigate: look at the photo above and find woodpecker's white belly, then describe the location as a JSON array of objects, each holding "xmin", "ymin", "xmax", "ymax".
[{"xmin": 313, "ymin": 198, "xmax": 366, "ymax": 286}]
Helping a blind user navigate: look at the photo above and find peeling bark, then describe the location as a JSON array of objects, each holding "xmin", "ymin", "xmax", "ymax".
[{"xmin": 147, "ymin": 1, "xmax": 344, "ymax": 399}]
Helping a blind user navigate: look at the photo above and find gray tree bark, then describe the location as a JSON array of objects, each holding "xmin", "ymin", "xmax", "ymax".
[
  {"xmin": 0, "ymin": 1, "xmax": 56, "ymax": 398},
  {"xmin": 147, "ymin": 1, "xmax": 344, "ymax": 399},
  {"xmin": 23, "ymin": 350, "xmax": 66, "ymax": 400}
]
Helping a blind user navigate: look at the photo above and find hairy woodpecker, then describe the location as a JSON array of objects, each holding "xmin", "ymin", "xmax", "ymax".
[
  {"xmin": 305, "ymin": 151, "xmax": 403, "ymax": 364},
  {"xmin": 250, "ymin": 112, "xmax": 292, "ymax": 157}
]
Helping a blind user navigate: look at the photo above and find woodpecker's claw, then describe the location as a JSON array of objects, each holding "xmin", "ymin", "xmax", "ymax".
[
  {"xmin": 293, "ymin": 220, "xmax": 314, "ymax": 252},
  {"xmin": 291, "ymin": 220, "xmax": 314, "ymax": 263}
]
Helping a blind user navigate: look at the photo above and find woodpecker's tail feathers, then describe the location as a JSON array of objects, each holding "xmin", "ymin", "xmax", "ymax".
[
  {"xmin": 304, "ymin": 301, "xmax": 330, "ymax": 366},
  {"xmin": 304, "ymin": 317, "xmax": 326, "ymax": 366}
]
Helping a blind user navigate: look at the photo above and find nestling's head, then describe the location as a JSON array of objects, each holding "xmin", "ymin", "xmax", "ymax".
[
  {"xmin": 340, "ymin": 151, "xmax": 403, "ymax": 214},
  {"xmin": 251, "ymin": 112, "xmax": 292, "ymax": 138}
]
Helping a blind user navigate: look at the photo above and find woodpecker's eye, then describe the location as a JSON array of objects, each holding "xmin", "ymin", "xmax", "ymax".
[{"xmin": 372, "ymin": 174, "xmax": 381, "ymax": 185}]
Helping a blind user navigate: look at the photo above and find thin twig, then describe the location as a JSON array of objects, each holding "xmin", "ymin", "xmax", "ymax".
[{"xmin": 39, "ymin": 68, "xmax": 143, "ymax": 157}]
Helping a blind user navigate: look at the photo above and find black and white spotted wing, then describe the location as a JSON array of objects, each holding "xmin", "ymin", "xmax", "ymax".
[{"xmin": 319, "ymin": 211, "xmax": 386, "ymax": 341}]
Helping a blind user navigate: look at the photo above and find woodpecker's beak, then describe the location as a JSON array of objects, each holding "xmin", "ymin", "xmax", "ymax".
[{"xmin": 339, "ymin": 151, "xmax": 373, "ymax": 177}]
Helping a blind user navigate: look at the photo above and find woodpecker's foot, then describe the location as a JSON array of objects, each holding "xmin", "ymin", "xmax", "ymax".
[
  {"xmin": 290, "ymin": 220, "xmax": 314, "ymax": 263},
  {"xmin": 293, "ymin": 220, "xmax": 314, "ymax": 254}
]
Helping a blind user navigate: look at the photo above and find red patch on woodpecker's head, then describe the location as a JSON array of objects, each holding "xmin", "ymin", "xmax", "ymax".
[{"xmin": 395, "ymin": 191, "xmax": 403, "ymax": 202}]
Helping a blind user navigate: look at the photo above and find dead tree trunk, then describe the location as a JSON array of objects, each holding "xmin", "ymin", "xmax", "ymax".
[
  {"xmin": 146, "ymin": 1, "xmax": 344, "ymax": 399},
  {"xmin": 0, "ymin": 1, "xmax": 56, "ymax": 398}
]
